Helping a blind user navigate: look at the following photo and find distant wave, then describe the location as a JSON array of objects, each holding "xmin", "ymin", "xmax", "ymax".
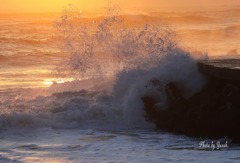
[
  {"xmin": 179, "ymin": 24, "xmax": 240, "ymax": 39},
  {"xmin": 225, "ymin": 24, "xmax": 240, "ymax": 31},
  {"xmin": 38, "ymin": 13, "xmax": 216, "ymax": 26},
  {"xmin": 0, "ymin": 36, "xmax": 53, "ymax": 45},
  {"xmin": 0, "ymin": 55, "xmax": 6, "ymax": 61},
  {"xmin": 163, "ymin": 15, "xmax": 215, "ymax": 24}
]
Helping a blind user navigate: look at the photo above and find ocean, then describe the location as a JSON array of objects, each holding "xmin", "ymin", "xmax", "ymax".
[{"xmin": 0, "ymin": 6, "xmax": 240, "ymax": 162}]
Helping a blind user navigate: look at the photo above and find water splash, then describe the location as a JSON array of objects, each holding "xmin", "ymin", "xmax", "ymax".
[
  {"xmin": 0, "ymin": 5, "xmax": 206, "ymax": 130},
  {"xmin": 54, "ymin": 5, "xmax": 179, "ymax": 78}
]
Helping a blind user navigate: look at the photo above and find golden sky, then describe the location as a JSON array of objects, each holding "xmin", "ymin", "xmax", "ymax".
[{"xmin": 0, "ymin": 0, "xmax": 239, "ymax": 13}]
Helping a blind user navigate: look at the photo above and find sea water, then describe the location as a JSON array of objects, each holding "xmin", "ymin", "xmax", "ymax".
[{"xmin": 0, "ymin": 6, "xmax": 240, "ymax": 163}]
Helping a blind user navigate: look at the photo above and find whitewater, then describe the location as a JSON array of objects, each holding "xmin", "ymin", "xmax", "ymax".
[{"xmin": 0, "ymin": 6, "xmax": 240, "ymax": 162}]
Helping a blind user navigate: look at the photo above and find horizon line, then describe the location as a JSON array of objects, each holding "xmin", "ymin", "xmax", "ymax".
[{"xmin": 0, "ymin": 4, "xmax": 239, "ymax": 14}]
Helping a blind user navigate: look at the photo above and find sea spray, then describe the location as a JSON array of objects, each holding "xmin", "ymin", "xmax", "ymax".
[
  {"xmin": 53, "ymin": 6, "xmax": 206, "ymax": 127},
  {"xmin": 54, "ymin": 5, "xmax": 178, "ymax": 78},
  {"xmin": 0, "ymin": 6, "xmax": 206, "ymax": 129}
]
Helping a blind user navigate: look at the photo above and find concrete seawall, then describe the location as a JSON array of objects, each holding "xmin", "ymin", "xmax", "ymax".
[
  {"xmin": 198, "ymin": 59, "xmax": 240, "ymax": 81},
  {"xmin": 142, "ymin": 59, "xmax": 240, "ymax": 143}
]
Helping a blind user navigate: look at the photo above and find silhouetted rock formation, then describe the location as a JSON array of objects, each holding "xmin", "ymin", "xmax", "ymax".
[{"xmin": 142, "ymin": 61, "xmax": 240, "ymax": 143}]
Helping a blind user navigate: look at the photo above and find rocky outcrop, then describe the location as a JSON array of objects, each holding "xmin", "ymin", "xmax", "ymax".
[
  {"xmin": 142, "ymin": 64, "xmax": 240, "ymax": 143},
  {"xmin": 198, "ymin": 60, "xmax": 240, "ymax": 80}
]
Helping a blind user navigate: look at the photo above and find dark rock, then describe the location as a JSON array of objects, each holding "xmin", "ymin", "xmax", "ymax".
[
  {"xmin": 165, "ymin": 82, "xmax": 182, "ymax": 101},
  {"xmin": 142, "ymin": 70, "xmax": 240, "ymax": 143},
  {"xmin": 142, "ymin": 96, "xmax": 159, "ymax": 122}
]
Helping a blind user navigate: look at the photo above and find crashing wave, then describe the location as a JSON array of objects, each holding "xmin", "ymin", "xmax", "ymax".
[{"xmin": 0, "ymin": 6, "xmax": 206, "ymax": 130}]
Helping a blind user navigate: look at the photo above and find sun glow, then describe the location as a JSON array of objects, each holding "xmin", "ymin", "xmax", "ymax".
[
  {"xmin": 42, "ymin": 78, "xmax": 77, "ymax": 86},
  {"xmin": 0, "ymin": 0, "xmax": 239, "ymax": 13},
  {"xmin": 0, "ymin": 0, "xmax": 105, "ymax": 13},
  {"xmin": 43, "ymin": 80, "xmax": 54, "ymax": 86}
]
